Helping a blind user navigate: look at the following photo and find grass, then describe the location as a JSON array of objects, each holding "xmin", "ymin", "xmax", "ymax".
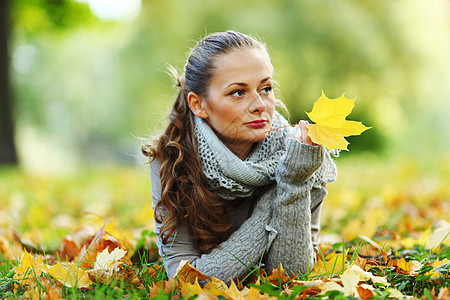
[{"xmin": 0, "ymin": 153, "xmax": 449, "ymax": 298}]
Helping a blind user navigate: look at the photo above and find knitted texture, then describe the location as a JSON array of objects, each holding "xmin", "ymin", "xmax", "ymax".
[
  {"xmin": 193, "ymin": 186, "xmax": 276, "ymax": 282},
  {"xmin": 194, "ymin": 111, "xmax": 337, "ymax": 200},
  {"xmin": 265, "ymin": 139, "xmax": 325, "ymax": 275},
  {"xmin": 150, "ymin": 140, "xmax": 333, "ymax": 281}
]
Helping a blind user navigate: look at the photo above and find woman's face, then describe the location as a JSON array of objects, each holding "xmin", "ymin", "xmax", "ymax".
[{"xmin": 199, "ymin": 47, "xmax": 275, "ymax": 152}]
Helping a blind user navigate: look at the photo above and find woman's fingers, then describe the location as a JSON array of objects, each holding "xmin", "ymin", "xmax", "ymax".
[
  {"xmin": 298, "ymin": 120, "xmax": 317, "ymax": 146},
  {"xmin": 299, "ymin": 120, "xmax": 308, "ymax": 143}
]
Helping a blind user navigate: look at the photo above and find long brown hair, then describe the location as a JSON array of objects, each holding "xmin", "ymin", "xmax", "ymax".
[{"xmin": 142, "ymin": 31, "xmax": 267, "ymax": 253}]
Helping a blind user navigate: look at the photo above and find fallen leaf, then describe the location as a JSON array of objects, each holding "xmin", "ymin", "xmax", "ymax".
[
  {"xmin": 320, "ymin": 281, "xmax": 345, "ymax": 294},
  {"xmin": 180, "ymin": 278, "xmax": 205, "ymax": 298},
  {"xmin": 24, "ymin": 277, "xmax": 64, "ymax": 300},
  {"xmin": 204, "ymin": 277, "xmax": 229, "ymax": 299},
  {"xmin": 341, "ymin": 265, "xmax": 364, "ymax": 296},
  {"xmin": 427, "ymin": 258, "xmax": 450, "ymax": 278},
  {"xmin": 357, "ymin": 284, "xmax": 374, "ymax": 299},
  {"xmin": 148, "ymin": 278, "xmax": 178, "ymax": 297},
  {"xmin": 306, "ymin": 91, "xmax": 371, "ymax": 151},
  {"xmin": 45, "ymin": 262, "xmax": 92, "ymax": 288},
  {"xmin": 354, "ymin": 255, "xmax": 368, "ymax": 270},
  {"xmin": 13, "ymin": 250, "xmax": 46, "ymax": 284},
  {"xmin": 0, "ymin": 231, "xmax": 23, "ymax": 260},
  {"xmin": 426, "ymin": 225, "xmax": 450, "ymax": 250},
  {"xmin": 204, "ymin": 277, "xmax": 228, "ymax": 291},
  {"xmin": 290, "ymin": 280, "xmax": 323, "ymax": 298},
  {"xmin": 223, "ymin": 280, "xmax": 246, "ymax": 300},
  {"xmin": 246, "ymin": 278, "xmax": 262, "ymax": 300},
  {"xmin": 105, "ymin": 221, "xmax": 136, "ymax": 252},
  {"xmin": 397, "ymin": 258, "xmax": 422, "ymax": 276},
  {"xmin": 175, "ymin": 261, "xmax": 211, "ymax": 283},
  {"xmin": 55, "ymin": 225, "xmax": 97, "ymax": 262},
  {"xmin": 263, "ymin": 264, "xmax": 291, "ymax": 285},
  {"xmin": 76, "ymin": 226, "xmax": 121, "ymax": 269},
  {"xmin": 93, "ymin": 247, "xmax": 127, "ymax": 270},
  {"xmin": 84, "ymin": 245, "xmax": 137, "ymax": 286},
  {"xmin": 195, "ymin": 292, "xmax": 221, "ymax": 300},
  {"xmin": 437, "ymin": 287, "xmax": 449, "ymax": 300},
  {"xmin": 310, "ymin": 249, "xmax": 349, "ymax": 277}
]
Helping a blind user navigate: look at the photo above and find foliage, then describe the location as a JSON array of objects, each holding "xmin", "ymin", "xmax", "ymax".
[
  {"xmin": 8, "ymin": 0, "xmax": 450, "ymax": 170},
  {"xmin": 0, "ymin": 154, "xmax": 449, "ymax": 298},
  {"xmin": 305, "ymin": 91, "xmax": 371, "ymax": 151}
]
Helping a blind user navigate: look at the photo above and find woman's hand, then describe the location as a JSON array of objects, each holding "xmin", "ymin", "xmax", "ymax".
[{"xmin": 293, "ymin": 120, "xmax": 317, "ymax": 146}]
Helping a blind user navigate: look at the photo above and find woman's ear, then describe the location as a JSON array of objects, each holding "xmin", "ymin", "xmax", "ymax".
[{"xmin": 188, "ymin": 92, "xmax": 208, "ymax": 118}]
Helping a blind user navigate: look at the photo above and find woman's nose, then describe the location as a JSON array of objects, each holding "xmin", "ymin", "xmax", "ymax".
[{"xmin": 249, "ymin": 93, "xmax": 267, "ymax": 113}]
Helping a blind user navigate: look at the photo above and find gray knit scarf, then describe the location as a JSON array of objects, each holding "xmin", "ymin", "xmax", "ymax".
[{"xmin": 194, "ymin": 111, "xmax": 337, "ymax": 200}]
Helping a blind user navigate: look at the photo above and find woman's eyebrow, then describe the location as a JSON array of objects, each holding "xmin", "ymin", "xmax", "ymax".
[
  {"xmin": 260, "ymin": 76, "xmax": 272, "ymax": 83},
  {"xmin": 225, "ymin": 77, "xmax": 272, "ymax": 89}
]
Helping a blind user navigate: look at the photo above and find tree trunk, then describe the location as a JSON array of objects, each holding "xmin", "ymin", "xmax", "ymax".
[{"xmin": 0, "ymin": 0, "xmax": 17, "ymax": 165}]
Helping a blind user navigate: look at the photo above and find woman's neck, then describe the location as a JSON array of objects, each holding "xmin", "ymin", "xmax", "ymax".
[
  {"xmin": 211, "ymin": 128, "xmax": 255, "ymax": 160},
  {"xmin": 223, "ymin": 141, "xmax": 254, "ymax": 160}
]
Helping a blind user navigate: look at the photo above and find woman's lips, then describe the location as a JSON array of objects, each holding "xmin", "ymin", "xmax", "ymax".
[{"xmin": 245, "ymin": 120, "xmax": 268, "ymax": 128}]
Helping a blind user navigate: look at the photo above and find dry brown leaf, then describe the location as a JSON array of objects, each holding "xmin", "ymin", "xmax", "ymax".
[
  {"xmin": 354, "ymin": 255, "xmax": 368, "ymax": 271},
  {"xmin": 175, "ymin": 261, "xmax": 211, "ymax": 283},
  {"xmin": 76, "ymin": 226, "xmax": 121, "ymax": 269}
]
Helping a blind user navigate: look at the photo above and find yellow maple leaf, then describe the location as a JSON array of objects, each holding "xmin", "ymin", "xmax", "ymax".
[
  {"xmin": 204, "ymin": 277, "xmax": 229, "ymax": 298},
  {"xmin": 306, "ymin": 91, "xmax": 371, "ymax": 151},
  {"xmin": 427, "ymin": 258, "xmax": 450, "ymax": 278},
  {"xmin": 224, "ymin": 280, "xmax": 246, "ymax": 300},
  {"xmin": 180, "ymin": 278, "xmax": 205, "ymax": 298},
  {"xmin": 13, "ymin": 250, "xmax": 47, "ymax": 283},
  {"xmin": 310, "ymin": 249, "xmax": 349, "ymax": 277},
  {"xmin": 45, "ymin": 262, "xmax": 92, "ymax": 288}
]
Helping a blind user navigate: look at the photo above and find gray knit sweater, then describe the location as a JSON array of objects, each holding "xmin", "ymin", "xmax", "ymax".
[{"xmin": 150, "ymin": 138, "xmax": 328, "ymax": 281}]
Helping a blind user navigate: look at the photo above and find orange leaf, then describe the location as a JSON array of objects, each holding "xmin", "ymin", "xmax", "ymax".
[
  {"xmin": 264, "ymin": 264, "xmax": 291, "ymax": 284},
  {"xmin": 175, "ymin": 261, "xmax": 211, "ymax": 283},
  {"xmin": 357, "ymin": 285, "xmax": 374, "ymax": 300},
  {"xmin": 76, "ymin": 226, "xmax": 121, "ymax": 269}
]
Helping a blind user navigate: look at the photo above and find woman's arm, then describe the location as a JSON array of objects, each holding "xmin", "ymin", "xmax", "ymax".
[
  {"xmin": 150, "ymin": 160, "xmax": 277, "ymax": 282},
  {"xmin": 265, "ymin": 138, "xmax": 325, "ymax": 275}
]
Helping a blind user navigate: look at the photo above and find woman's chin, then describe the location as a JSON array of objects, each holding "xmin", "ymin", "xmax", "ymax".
[{"xmin": 249, "ymin": 131, "xmax": 270, "ymax": 142}]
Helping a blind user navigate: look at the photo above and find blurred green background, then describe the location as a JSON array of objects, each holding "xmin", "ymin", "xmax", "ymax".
[
  {"xmin": 2, "ymin": 0, "xmax": 448, "ymax": 173},
  {"xmin": 0, "ymin": 0, "xmax": 449, "ymax": 248}
]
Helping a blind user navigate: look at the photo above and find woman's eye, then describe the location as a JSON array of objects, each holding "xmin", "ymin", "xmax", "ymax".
[
  {"xmin": 231, "ymin": 90, "xmax": 244, "ymax": 97},
  {"xmin": 261, "ymin": 86, "xmax": 272, "ymax": 94}
]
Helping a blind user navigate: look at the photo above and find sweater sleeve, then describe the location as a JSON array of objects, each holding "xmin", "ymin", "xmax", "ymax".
[
  {"xmin": 150, "ymin": 159, "xmax": 277, "ymax": 282},
  {"xmin": 265, "ymin": 138, "xmax": 325, "ymax": 275}
]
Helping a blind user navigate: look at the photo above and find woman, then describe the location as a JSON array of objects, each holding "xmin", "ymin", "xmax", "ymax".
[{"xmin": 142, "ymin": 31, "xmax": 337, "ymax": 282}]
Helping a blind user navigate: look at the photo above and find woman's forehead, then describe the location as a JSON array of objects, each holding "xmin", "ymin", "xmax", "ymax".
[{"xmin": 210, "ymin": 48, "xmax": 273, "ymax": 88}]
